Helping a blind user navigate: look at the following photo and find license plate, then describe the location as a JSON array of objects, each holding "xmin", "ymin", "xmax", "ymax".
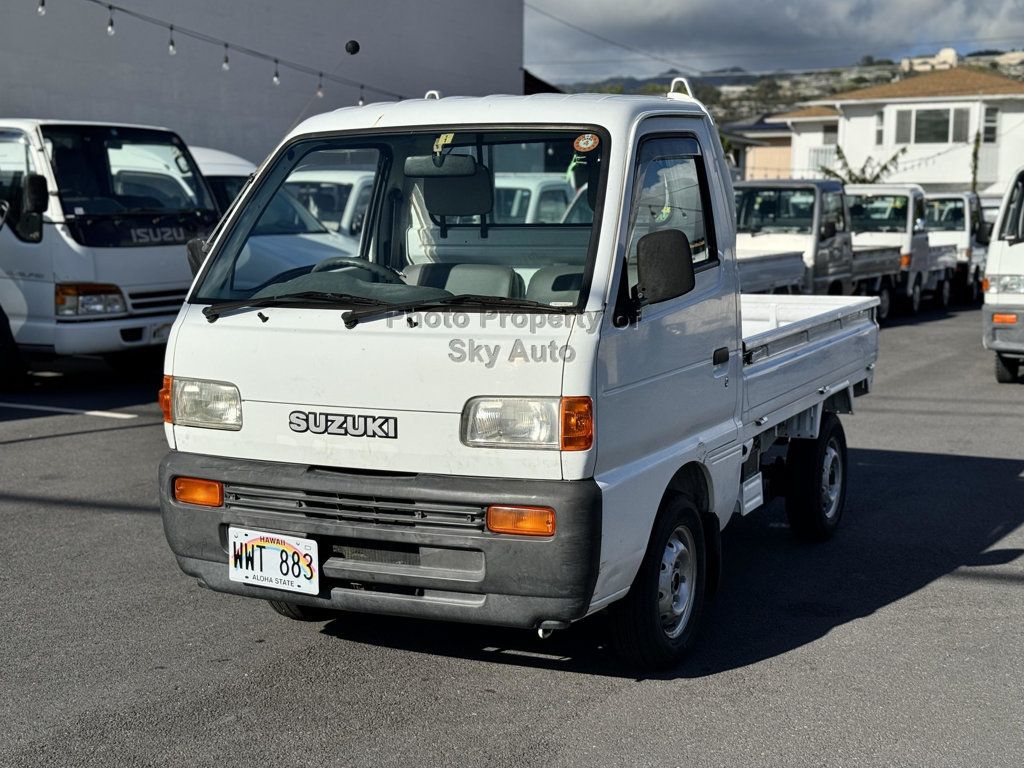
[
  {"xmin": 152, "ymin": 323, "xmax": 173, "ymax": 342},
  {"xmin": 228, "ymin": 527, "xmax": 319, "ymax": 595}
]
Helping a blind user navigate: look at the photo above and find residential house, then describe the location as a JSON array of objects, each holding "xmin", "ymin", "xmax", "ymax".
[
  {"xmin": 901, "ymin": 47, "xmax": 960, "ymax": 73},
  {"xmin": 721, "ymin": 114, "xmax": 794, "ymax": 180},
  {"xmin": 767, "ymin": 68, "xmax": 1024, "ymax": 196}
]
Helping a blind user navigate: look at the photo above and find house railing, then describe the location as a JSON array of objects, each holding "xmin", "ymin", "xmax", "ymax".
[{"xmin": 805, "ymin": 146, "xmax": 838, "ymax": 176}]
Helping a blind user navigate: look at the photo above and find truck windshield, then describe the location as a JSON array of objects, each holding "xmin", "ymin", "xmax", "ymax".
[
  {"xmin": 735, "ymin": 187, "xmax": 814, "ymax": 234},
  {"xmin": 848, "ymin": 194, "xmax": 909, "ymax": 233},
  {"xmin": 41, "ymin": 124, "xmax": 217, "ymax": 247},
  {"xmin": 924, "ymin": 198, "xmax": 966, "ymax": 232},
  {"xmin": 194, "ymin": 129, "xmax": 604, "ymax": 311}
]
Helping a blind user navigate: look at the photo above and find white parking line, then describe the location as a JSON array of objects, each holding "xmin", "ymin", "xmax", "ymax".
[{"xmin": 0, "ymin": 402, "xmax": 139, "ymax": 420}]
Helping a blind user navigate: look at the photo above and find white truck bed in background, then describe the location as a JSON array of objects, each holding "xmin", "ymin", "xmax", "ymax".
[
  {"xmin": 735, "ymin": 249, "xmax": 806, "ymax": 293},
  {"xmin": 740, "ymin": 294, "xmax": 879, "ymax": 432}
]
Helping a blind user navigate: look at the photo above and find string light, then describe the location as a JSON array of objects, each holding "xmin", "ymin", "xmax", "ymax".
[
  {"xmin": 37, "ymin": 0, "xmax": 46, "ymax": 16},
  {"xmin": 358, "ymin": 85, "xmax": 365, "ymax": 106},
  {"xmin": 168, "ymin": 25, "xmax": 176, "ymax": 55},
  {"xmin": 316, "ymin": 73, "xmax": 324, "ymax": 98},
  {"xmin": 272, "ymin": 59, "xmax": 280, "ymax": 85},
  {"xmin": 106, "ymin": 5, "xmax": 115, "ymax": 35},
  {"xmin": 221, "ymin": 43, "xmax": 230, "ymax": 71}
]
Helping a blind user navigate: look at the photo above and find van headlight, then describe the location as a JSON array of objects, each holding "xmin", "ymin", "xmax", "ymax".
[
  {"xmin": 461, "ymin": 396, "xmax": 593, "ymax": 451},
  {"xmin": 172, "ymin": 377, "xmax": 242, "ymax": 430},
  {"xmin": 992, "ymin": 275, "xmax": 1024, "ymax": 294}
]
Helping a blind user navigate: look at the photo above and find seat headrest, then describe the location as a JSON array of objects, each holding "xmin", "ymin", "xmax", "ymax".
[
  {"xmin": 424, "ymin": 166, "xmax": 493, "ymax": 217},
  {"xmin": 526, "ymin": 265, "xmax": 584, "ymax": 306}
]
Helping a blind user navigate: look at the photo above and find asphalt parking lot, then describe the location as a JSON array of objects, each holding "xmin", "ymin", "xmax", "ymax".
[{"xmin": 2, "ymin": 304, "xmax": 1022, "ymax": 768}]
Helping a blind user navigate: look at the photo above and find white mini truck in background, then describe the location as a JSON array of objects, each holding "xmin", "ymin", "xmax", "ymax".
[
  {"xmin": 984, "ymin": 165, "xmax": 1024, "ymax": 383},
  {"xmin": 159, "ymin": 92, "xmax": 878, "ymax": 668}
]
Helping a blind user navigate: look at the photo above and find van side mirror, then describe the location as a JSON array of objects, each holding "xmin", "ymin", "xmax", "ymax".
[
  {"xmin": 820, "ymin": 220, "xmax": 837, "ymax": 240},
  {"xmin": 635, "ymin": 229, "xmax": 696, "ymax": 305},
  {"xmin": 23, "ymin": 173, "xmax": 49, "ymax": 214},
  {"xmin": 978, "ymin": 220, "xmax": 993, "ymax": 245},
  {"xmin": 913, "ymin": 217, "xmax": 927, "ymax": 234},
  {"xmin": 186, "ymin": 238, "xmax": 207, "ymax": 277}
]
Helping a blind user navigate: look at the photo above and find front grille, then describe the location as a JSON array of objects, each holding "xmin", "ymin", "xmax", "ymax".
[
  {"xmin": 127, "ymin": 288, "xmax": 187, "ymax": 315},
  {"xmin": 223, "ymin": 483, "xmax": 487, "ymax": 531}
]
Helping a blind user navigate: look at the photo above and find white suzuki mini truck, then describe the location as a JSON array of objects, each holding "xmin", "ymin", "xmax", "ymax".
[
  {"xmin": 159, "ymin": 92, "xmax": 879, "ymax": 668},
  {"xmin": 984, "ymin": 165, "xmax": 1024, "ymax": 383},
  {"xmin": 925, "ymin": 191, "xmax": 990, "ymax": 303},
  {"xmin": 0, "ymin": 120, "xmax": 217, "ymax": 380}
]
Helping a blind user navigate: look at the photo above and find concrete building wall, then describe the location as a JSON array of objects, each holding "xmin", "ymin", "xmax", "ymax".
[{"xmin": 0, "ymin": 0, "xmax": 523, "ymax": 163}]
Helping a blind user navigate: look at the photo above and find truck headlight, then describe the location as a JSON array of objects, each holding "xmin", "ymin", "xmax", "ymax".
[
  {"xmin": 993, "ymin": 275, "xmax": 1024, "ymax": 294},
  {"xmin": 171, "ymin": 377, "xmax": 242, "ymax": 430},
  {"xmin": 55, "ymin": 283, "xmax": 126, "ymax": 316},
  {"xmin": 461, "ymin": 396, "xmax": 592, "ymax": 451}
]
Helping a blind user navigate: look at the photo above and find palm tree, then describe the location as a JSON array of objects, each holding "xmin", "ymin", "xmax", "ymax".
[{"xmin": 819, "ymin": 145, "xmax": 907, "ymax": 184}]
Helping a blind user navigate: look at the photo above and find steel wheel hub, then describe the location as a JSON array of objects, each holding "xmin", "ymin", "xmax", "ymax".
[
  {"xmin": 820, "ymin": 437, "xmax": 843, "ymax": 520},
  {"xmin": 658, "ymin": 525, "xmax": 696, "ymax": 639}
]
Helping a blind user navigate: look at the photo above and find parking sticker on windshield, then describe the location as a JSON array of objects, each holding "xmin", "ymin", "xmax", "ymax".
[{"xmin": 574, "ymin": 133, "xmax": 599, "ymax": 152}]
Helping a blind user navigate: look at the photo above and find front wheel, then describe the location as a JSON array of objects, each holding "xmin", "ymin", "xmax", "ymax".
[
  {"xmin": 876, "ymin": 283, "xmax": 892, "ymax": 324},
  {"xmin": 901, "ymin": 279, "xmax": 922, "ymax": 315},
  {"xmin": 268, "ymin": 599, "xmax": 338, "ymax": 622},
  {"xmin": 995, "ymin": 354, "xmax": 1020, "ymax": 384},
  {"xmin": 933, "ymin": 278, "xmax": 951, "ymax": 309},
  {"xmin": 785, "ymin": 412, "xmax": 848, "ymax": 540},
  {"xmin": 609, "ymin": 495, "xmax": 706, "ymax": 670}
]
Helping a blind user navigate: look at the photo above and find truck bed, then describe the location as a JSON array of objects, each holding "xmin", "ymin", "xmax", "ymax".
[
  {"xmin": 740, "ymin": 294, "xmax": 879, "ymax": 434},
  {"xmin": 735, "ymin": 249, "xmax": 806, "ymax": 293},
  {"xmin": 852, "ymin": 245, "xmax": 902, "ymax": 280}
]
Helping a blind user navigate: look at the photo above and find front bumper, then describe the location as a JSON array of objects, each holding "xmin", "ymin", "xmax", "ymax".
[
  {"xmin": 159, "ymin": 452, "xmax": 602, "ymax": 629},
  {"xmin": 51, "ymin": 313, "xmax": 177, "ymax": 355},
  {"xmin": 983, "ymin": 305, "xmax": 1024, "ymax": 356}
]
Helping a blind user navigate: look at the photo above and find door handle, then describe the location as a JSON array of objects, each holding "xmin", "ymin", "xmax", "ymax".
[{"xmin": 712, "ymin": 347, "xmax": 729, "ymax": 365}]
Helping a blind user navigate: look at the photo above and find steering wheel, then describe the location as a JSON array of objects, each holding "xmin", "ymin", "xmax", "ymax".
[{"xmin": 310, "ymin": 256, "xmax": 403, "ymax": 283}]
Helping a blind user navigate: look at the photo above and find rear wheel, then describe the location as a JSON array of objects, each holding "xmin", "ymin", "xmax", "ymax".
[
  {"xmin": 267, "ymin": 599, "xmax": 338, "ymax": 622},
  {"xmin": 995, "ymin": 354, "xmax": 1020, "ymax": 384},
  {"xmin": 785, "ymin": 412, "xmax": 848, "ymax": 540},
  {"xmin": 609, "ymin": 495, "xmax": 706, "ymax": 670}
]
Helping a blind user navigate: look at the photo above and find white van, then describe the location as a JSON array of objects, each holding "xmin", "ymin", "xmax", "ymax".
[
  {"xmin": 190, "ymin": 147, "xmax": 256, "ymax": 214},
  {"xmin": 983, "ymin": 166, "xmax": 1024, "ymax": 382},
  {"xmin": 0, "ymin": 120, "xmax": 216, "ymax": 379}
]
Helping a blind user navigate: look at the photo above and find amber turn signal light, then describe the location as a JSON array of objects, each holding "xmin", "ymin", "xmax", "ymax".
[
  {"xmin": 560, "ymin": 396, "xmax": 593, "ymax": 451},
  {"xmin": 982, "ymin": 277, "xmax": 990, "ymax": 292},
  {"xmin": 486, "ymin": 505, "xmax": 555, "ymax": 536},
  {"xmin": 173, "ymin": 477, "xmax": 223, "ymax": 507},
  {"xmin": 992, "ymin": 313, "xmax": 1019, "ymax": 325},
  {"xmin": 899, "ymin": 253, "xmax": 911, "ymax": 268},
  {"xmin": 159, "ymin": 375, "xmax": 173, "ymax": 422}
]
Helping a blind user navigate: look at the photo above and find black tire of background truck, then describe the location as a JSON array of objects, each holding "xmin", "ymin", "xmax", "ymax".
[
  {"xmin": 267, "ymin": 599, "xmax": 338, "ymax": 622},
  {"xmin": 784, "ymin": 412, "xmax": 848, "ymax": 540},
  {"xmin": 0, "ymin": 304, "xmax": 29, "ymax": 391},
  {"xmin": 876, "ymin": 282, "xmax": 892, "ymax": 324},
  {"xmin": 934, "ymin": 277, "xmax": 951, "ymax": 310},
  {"xmin": 900, "ymin": 278, "xmax": 922, "ymax": 316},
  {"xmin": 969, "ymin": 271, "xmax": 981, "ymax": 304},
  {"xmin": 995, "ymin": 354, "xmax": 1020, "ymax": 384},
  {"xmin": 609, "ymin": 494, "xmax": 706, "ymax": 670}
]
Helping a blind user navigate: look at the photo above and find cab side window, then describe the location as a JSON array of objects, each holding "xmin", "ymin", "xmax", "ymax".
[
  {"xmin": 0, "ymin": 130, "xmax": 41, "ymax": 243},
  {"xmin": 625, "ymin": 137, "xmax": 715, "ymax": 291},
  {"xmin": 822, "ymin": 192, "xmax": 847, "ymax": 233},
  {"xmin": 1000, "ymin": 175, "xmax": 1024, "ymax": 241}
]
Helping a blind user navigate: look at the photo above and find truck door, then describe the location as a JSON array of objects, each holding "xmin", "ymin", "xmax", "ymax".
[
  {"xmin": 818, "ymin": 188, "xmax": 852, "ymax": 293},
  {"xmin": 0, "ymin": 128, "xmax": 52, "ymax": 345},
  {"xmin": 595, "ymin": 121, "xmax": 740, "ymax": 479}
]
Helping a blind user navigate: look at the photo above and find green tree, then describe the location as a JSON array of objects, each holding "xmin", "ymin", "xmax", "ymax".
[{"xmin": 819, "ymin": 145, "xmax": 907, "ymax": 184}]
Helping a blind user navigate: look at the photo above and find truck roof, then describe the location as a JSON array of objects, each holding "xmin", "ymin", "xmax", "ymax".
[
  {"xmin": 845, "ymin": 183, "xmax": 926, "ymax": 195},
  {"xmin": 734, "ymin": 178, "xmax": 844, "ymax": 193},
  {"xmin": 0, "ymin": 118, "xmax": 172, "ymax": 133},
  {"xmin": 286, "ymin": 93, "xmax": 708, "ymax": 144}
]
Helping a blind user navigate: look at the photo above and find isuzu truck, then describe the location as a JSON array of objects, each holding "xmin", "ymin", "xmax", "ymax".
[
  {"xmin": 0, "ymin": 120, "xmax": 216, "ymax": 382},
  {"xmin": 159, "ymin": 91, "xmax": 878, "ymax": 668}
]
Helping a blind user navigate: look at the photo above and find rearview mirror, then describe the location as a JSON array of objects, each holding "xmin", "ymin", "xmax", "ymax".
[
  {"xmin": 186, "ymin": 238, "xmax": 207, "ymax": 277},
  {"xmin": 913, "ymin": 217, "xmax": 927, "ymax": 234},
  {"xmin": 404, "ymin": 154, "xmax": 476, "ymax": 178},
  {"xmin": 819, "ymin": 220, "xmax": 837, "ymax": 240},
  {"xmin": 978, "ymin": 220, "xmax": 993, "ymax": 245},
  {"xmin": 635, "ymin": 229, "xmax": 696, "ymax": 305},
  {"xmin": 23, "ymin": 173, "xmax": 49, "ymax": 214}
]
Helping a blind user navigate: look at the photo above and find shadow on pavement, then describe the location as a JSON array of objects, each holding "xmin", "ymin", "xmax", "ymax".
[{"xmin": 320, "ymin": 448, "xmax": 1024, "ymax": 679}]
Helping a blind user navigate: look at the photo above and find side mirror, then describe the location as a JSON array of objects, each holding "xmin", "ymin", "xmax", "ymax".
[
  {"xmin": 635, "ymin": 229, "xmax": 696, "ymax": 306},
  {"xmin": 819, "ymin": 220, "xmax": 837, "ymax": 240},
  {"xmin": 186, "ymin": 238, "xmax": 207, "ymax": 277},
  {"xmin": 23, "ymin": 173, "xmax": 49, "ymax": 214},
  {"xmin": 350, "ymin": 210, "xmax": 365, "ymax": 237},
  {"xmin": 913, "ymin": 217, "xmax": 927, "ymax": 234},
  {"xmin": 978, "ymin": 220, "xmax": 993, "ymax": 245}
]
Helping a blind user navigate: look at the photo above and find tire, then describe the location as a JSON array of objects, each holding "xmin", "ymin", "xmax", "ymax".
[
  {"xmin": 934, "ymin": 278, "xmax": 951, "ymax": 310},
  {"xmin": 785, "ymin": 412, "xmax": 848, "ymax": 540},
  {"xmin": 901, "ymin": 279, "xmax": 922, "ymax": 315},
  {"xmin": 267, "ymin": 599, "xmax": 337, "ymax": 622},
  {"xmin": 995, "ymin": 354, "xmax": 1020, "ymax": 384},
  {"xmin": 969, "ymin": 272, "xmax": 981, "ymax": 304},
  {"xmin": 876, "ymin": 283, "xmax": 892, "ymax": 324},
  {"xmin": 609, "ymin": 495, "xmax": 706, "ymax": 670}
]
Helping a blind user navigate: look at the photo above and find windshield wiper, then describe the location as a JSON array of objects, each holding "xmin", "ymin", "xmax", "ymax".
[
  {"xmin": 202, "ymin": 291, "xmax": 385, "ymax": 323},
  {"xmin": 342, "ymin": 294, "xmax": 563, "ymax": 329}
]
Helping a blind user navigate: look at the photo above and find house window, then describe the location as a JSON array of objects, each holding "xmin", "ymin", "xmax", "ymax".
[
  {"xmin": 896, "ymin": 110, "xmax": 912, "ymax": 144},
  {"xmin": 914, "ymin": 109, "xmax": 950, "ymax": 143},
  {"xmin": 875, "ymin": 111, "xmax": 884, "ymax": 145},
  {"xmin": 984, "ymin": 106, "xmax": 999, "ymax": 143},
  {"xmin": 952, "ymin": 108, "xmax": 969, "ymax": 142},
  {"xmin": 822, "ymin": 124, "xmax": 837, "ymax": 145}
]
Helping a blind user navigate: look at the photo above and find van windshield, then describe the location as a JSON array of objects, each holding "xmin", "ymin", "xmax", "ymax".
[
  {"xmin": 848, "ymin": 194, "xmax": 909, "ymax": 233},
  {"xmin": 924, "ymin": 197, "xmax": 966, "ymax": 232},
  {"xmin": 41, "ymin": 124, "xmax": 217, "ymax": 247},
  {"xmin": 193, "ymin": 129, "xmax": 604, "ymax": 311},
  {"xmin": 735, "ymin": 187, "xmax": 815, "ymax": 234}
]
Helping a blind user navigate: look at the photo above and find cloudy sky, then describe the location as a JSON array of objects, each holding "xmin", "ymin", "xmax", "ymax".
[{"xmin": 523, "ymin": 0, "xmax": 1024, "ymax": 83}]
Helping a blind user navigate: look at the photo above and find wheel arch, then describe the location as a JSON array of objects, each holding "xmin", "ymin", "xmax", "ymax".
[{"xmin": 663, "ymin": 461, "xmax": 721, "ymax": 597}]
